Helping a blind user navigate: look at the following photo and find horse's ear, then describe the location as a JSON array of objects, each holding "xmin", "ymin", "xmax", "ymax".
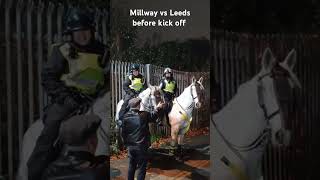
[
  {"xmin": 261, "ymin": 48, "xmax": 276, "ymax": 72},
  {"xmin": 192, "ymin": 76, "xmax": 196, "ymax": 83},
  {"xmin": 281, "ymin": 49, "xmax": 297, "ymax": 70},
  {"xmin": 198, "ymin": 77, "xmax": 203, "ymax": 84}
]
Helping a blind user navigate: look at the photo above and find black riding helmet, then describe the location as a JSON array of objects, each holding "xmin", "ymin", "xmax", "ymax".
[
  {"xmin": 130, "ymin": 64, "xmax": 140, "ymax": 72},
  {"xmin": 64, "ymin": 8, "xmax": 95, "ymax": 34}
]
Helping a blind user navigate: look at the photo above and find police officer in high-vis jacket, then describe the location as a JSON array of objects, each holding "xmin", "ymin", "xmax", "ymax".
[
  {"xmin": 159, "ymin": 68, "xmax": 177, "ymax": 108},
  {"xmin": 27, "ymin": 8, "xmax": 109, "ymax": 179},
  {"xmin": 117, "ymin": 64, "xmax": 147, "ymax": 125}
]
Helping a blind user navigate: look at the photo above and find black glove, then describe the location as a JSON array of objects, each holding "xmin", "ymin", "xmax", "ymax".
[
  {"xmin": 70, "ymin": 92, "xmax": 94, "ymax": 114},
  {"xmin": 54, "ymin": 90, "xmax": 71, "ymax": 105},
  {"xmin": 128, "ymin": 90, "xmax": 135, "ymax": 97},
  {"xmin": 63, "ymin": 95, "xmax": 80, "ymax": 111}
]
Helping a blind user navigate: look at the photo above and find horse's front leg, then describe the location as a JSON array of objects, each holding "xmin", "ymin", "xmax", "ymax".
[
  {"xmin": 177, "ymin": 134, "xmax": 184, "ymax": 145},
  {"xmin": 169, "ymin": 125, "xmax": 180, "ymax": 156},
  {"xmin": 170, "ymin": 126, "xmax": 179, "ymax": 147}
]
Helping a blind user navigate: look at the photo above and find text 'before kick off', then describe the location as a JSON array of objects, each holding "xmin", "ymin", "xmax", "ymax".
[{"xmin": 132, "ymin": 19, "xmax": 187, "ymax": 27}]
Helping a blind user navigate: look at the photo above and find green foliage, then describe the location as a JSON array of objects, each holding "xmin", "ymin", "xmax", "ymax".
[
  {"xmin": 121, "ymin": 39, "xmax": 210, "ymax": 72},
  {"xmin": 150, "ymin": 134, "xmax": 162, "ymax": 144},
  {"xmin": 54, "ymin": 0, "xmax": 109, "ymax": 8}
]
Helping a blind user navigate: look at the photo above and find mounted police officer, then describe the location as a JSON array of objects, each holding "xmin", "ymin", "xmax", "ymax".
[
  {"xmin": 159, "ymin": 68, "xmax": 177, "ymax": 115},
  {"xmin": 27, "ymin": 8, "xmax": 109, "ymax": 179},
  {"xmin": 117, "ymin": 64, "xmax": 147, "ymax": 126}
]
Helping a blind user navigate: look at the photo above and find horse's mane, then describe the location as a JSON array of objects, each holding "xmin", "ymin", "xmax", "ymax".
[
  {"xmin": 139, "ymin": 87, "xmax": 151, "ymax": 99},
  {"xmin": 177, "ymin": 85, "xmax": 191, "ymax": 100},
  {"xmin": 213, "ymin": 76, "xmax": 260, "ymax": 123}
]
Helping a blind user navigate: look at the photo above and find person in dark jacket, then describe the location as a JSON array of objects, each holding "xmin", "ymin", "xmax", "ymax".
[
  {"xmin": 117, "ymin": 64, "xmax": 147, "ymax": 126},
  {"xmin": 27, "ymin": 8, "xmax": 109, "ymax": 179},
  {"xmin": 42, "ymin": 115, "xmax": 109, "ymax": 180},
  {"xmin": 121, "ymin": 98, "xmax": 164, "ymax": 180}
]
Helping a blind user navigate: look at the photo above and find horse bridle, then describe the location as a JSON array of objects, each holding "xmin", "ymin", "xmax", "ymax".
[
  {"xmin": 140, "ymin": 90, "xmax": 156, "ymax": 112},
  {"xmin": 176, "ymin": 83, "xmax": 199, "ymax": 112},
  {"xmin": 213, "ymin": 71, "xmax": 284, "ymax": 154},
  {"xmin": 257, "ymin": 72, "xmax": 281, "ymax": 124}
]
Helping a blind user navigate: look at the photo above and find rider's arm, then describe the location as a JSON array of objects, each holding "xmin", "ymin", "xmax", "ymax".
[
  {"xmin": 96, "ymin": 46, "xmax": 110, "ymax": 96},
  {"xmin": 123, "ymin": 76, "xmax": 134, "ymax": 95},
  {"xmin": 41, "ymin": 44, "xmax": 72, "ymax": 102},
  {"xmin": 159, "ymin": 79, "xmax": 165, "ymax": 90}
]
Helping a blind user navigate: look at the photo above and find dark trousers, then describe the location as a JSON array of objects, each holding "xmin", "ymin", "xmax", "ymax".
[
  {"xmin": 127, "ymin": 146, "xmax": 148, "ymax": 180},
  {"xmin": 28, "ymin": 103, "xmax": 76, "ymax": 179},
  {"xmin": 119, "ymin": 93, "xmax": 136, "ymax": 120},
  {"xmin": 163, "ymin": 93, "xmax": 174, "ymax": 113}
]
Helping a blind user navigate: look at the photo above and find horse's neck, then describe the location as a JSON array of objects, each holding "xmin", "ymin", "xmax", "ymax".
[
  {"xmin": 213, "ymin": 76, "xmax": 267, "ymax": 146},
  {"xmin": 139, "ymin": 88, "xmax": 151, "ymax": 112},
  {"xmin": 176, "ymin": 86, "xmax": 194, "ymax": 114},
  {"xmin": 139, "ymin": 88, "xmax": 151, "ymax": 99}
]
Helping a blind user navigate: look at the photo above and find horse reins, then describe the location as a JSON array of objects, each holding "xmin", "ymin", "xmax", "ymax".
[
  {"xmin": 175, "ymin": 84, "xmax": 199, "ymax": 120},
  {"xmin": 257, "ymin": 72, "xmax": 280, "ymax": 123}
]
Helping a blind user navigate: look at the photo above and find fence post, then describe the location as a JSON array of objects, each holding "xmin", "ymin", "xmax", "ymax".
[
  {"xmin": 102, "ymin": 10, "xmax": 108, "ymax": 44},
  {"xmin": 27, "ymin": 0, "xmax": 35, "ymax": 126},
  {"xmin": 5, "ymin": 0, "xmax": 13, "ymax": 178},
  {"xmin": 47, "ymin": 2, "xmax": 54, "ymax": 61},
  {"xmin": 37, "ymin": 1, "xmax": 45, "ymax": 118},
  {"xmin": 57, "ymin": 3, "xmax": 64, "ymax": 43},
  {"xmin": 145, "ymin": 64, "xmax": 151, "ymax": 85},
  {"xmin": 16, "ymin": 0, "xmax": 24, "ymax": 155}
]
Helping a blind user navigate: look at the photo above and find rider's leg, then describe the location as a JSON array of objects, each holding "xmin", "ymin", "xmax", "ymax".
[
  {"xmin": 156, "ymin": 94, "xmax": 171, "ymax": 126},
  {"xmin": 94, "ymin": 92, "xmax": 110, "ymax": 156},
  {"xmin": 27, "ymin": 103, "xmax": 76, "ymax": 179}
]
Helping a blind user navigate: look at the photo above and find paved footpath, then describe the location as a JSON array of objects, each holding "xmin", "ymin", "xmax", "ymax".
[{"xmin": 110, "ymin": 135, "xmax": 210, "ymax": 180}]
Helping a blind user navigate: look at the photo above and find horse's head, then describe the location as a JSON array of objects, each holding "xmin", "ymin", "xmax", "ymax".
[
  {"xmin": 138, "ymin": 84, "xmax": 162, "ymax": 113},
  {"xmin": 258, "ymin": 48, "xmax": 301, "ymax": 146},
  {"xmin": 191, "ymin": 76, "xmax": 205, "ymax": 109}
]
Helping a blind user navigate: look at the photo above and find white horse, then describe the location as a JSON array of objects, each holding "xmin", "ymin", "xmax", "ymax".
[
  {"xmin": 17, "ymin": 91, "xmax": 111, "ymax": 180},
  {"xmin": 166, "ymin": 77, "xmax": 205, "ymax": 154},
  {"xmin": 115, "ymin": 85, "xmax": 161, "ymax": 125},
  {"xmin": 212, "ymin": 48, "xmax": 301, "ymax": 180}
]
